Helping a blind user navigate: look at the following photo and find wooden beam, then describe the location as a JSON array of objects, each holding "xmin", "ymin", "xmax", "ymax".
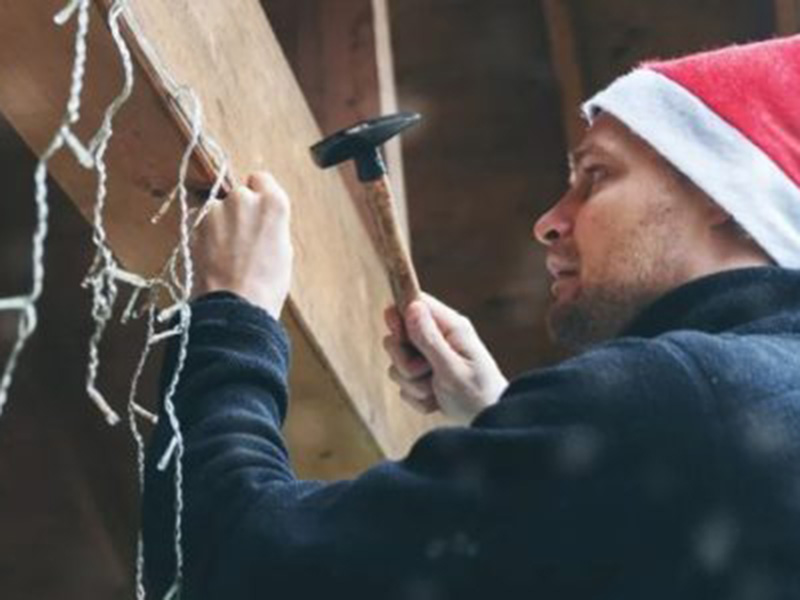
[
  {"xmin": 541, "ymin": 0, "xmax": 585, "ymax": 150},
  {"xmin": 775, "ymin": 0, "xmax": 800, "ymax": 35},
  {"xmin": 0, "ymin": 114, "xmax": 15, "ymax": 155},
  {"xmin": 264, "ymin": 0, "xmax": 410, "ymax": 240},
  {"xmin": 0, "ymin": 0, "xmax": 444, "ymax": 478}
]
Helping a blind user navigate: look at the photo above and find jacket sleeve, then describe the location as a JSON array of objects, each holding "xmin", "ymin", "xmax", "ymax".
[{"xmin": 142, "ymin": 293, "xmax": 713, "ymax": 600}]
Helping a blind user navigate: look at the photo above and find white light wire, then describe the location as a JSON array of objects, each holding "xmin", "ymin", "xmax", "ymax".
[
  {"xmin": 81, "ymin": 0, "xmax": 136, "ymax": 427},
  {"xmin": 0, "ymin": 4, "xmax": 232, "ymax": 598},
  {"xmin": 0, "ymin": 0, "xmax": 92, "ymax": 417}
]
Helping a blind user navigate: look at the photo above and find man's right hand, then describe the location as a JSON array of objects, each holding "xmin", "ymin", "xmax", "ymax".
[
  {"xmin": 383, "ymin": 294, "xmax": 508, "ymax": 424},
  {"xmin": 191, "ymin": 172, "xmax": 293, "ymax": 320}
]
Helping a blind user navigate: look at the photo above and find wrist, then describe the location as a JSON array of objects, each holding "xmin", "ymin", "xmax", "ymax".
[{"xmin": 193, "ymin": 279, "xmax": 286, "ymax": 320}]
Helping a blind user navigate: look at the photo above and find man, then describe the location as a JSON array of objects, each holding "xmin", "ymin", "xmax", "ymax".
[{"xmin": 144, "ymin": 36, "xmax": 800, "ymax": 598}]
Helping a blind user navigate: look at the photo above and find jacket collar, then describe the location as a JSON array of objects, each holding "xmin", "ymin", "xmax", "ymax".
[{"xmin": 620, "ymin": 267, "xmax": 800, "ymax": 338}]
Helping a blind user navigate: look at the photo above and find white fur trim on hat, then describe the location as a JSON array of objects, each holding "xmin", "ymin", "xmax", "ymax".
[{"xmin": 582, "ymin": 68, "xmax": 800, "ymax": 268}]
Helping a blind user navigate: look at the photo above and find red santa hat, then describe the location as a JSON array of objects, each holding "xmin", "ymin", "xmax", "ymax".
[{"xmin": 582, "ymin": 35, "xmax": 800, "ymax": 268}]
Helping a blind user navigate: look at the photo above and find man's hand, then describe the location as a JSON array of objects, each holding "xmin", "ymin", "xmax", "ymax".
[
  {"xmin": 383, "ymin": 294, "xmax": 508, "ymax": 424},
  {"xmin": 192, "ymin": 172, "xmax": 293, "ymax": 320}
]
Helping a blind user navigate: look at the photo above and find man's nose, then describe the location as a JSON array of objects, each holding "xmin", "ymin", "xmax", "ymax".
[{"xmin": 532, "ymin": 199, "xmax": 572, "ymax": 246}]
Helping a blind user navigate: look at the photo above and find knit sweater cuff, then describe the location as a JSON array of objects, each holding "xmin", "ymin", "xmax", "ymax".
[{"xmin": 173, "ymin": 291, "xmax": 292, "ymax": 421}]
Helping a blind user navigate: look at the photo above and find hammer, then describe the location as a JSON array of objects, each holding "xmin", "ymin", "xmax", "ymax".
[{"xmin": 311, "ymin": 112, "xmax": 422, "ymax": 311}]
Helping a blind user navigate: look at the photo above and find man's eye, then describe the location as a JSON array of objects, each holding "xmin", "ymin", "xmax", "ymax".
[
  {"xmin": 586, "ymin": 166, "xmax": 607, "ymax": 182},
  {"xmin": 583, "ymin": 166, "xmax": 608, "ymax": 192}
]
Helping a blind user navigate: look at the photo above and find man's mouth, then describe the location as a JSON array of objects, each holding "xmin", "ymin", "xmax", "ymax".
[
  {"xmin": 545, "ymin": 254, "xmax": 580, "ymax": 298},
  {"xmin": 546, "ymin": 260, "xmax": 580, "ymax": 298},
  {"xmin": 550, "ymin": 272, "xmax": 578, "ymax": 295},
  {"xmin": 546, "ymin": 257, "xmax": 579, "ymax": 279}
]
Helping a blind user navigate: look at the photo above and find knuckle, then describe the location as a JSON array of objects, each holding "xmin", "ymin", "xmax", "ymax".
[
  {"xmin": 457, "ymin": 315, "xmax": 473, "ymax": 331},
  {"xmin": 404, "ymin": 310, "xmax": 424, "ymax": 332},
  {"xmin": 241, "ymin": 191, "xmax": 262, "ymax": 209},
  {"xmin": 250, "ymin": 171, "xmax": 270, "ymax": 186},
  {"xmin": 248, "ymin": 171, "xmax": 277, "ymax": 193},
  {"xmin": 267, "ymin": 195, "xmax": 291, "ymax": 221},
  {"xmin": 232, "ymin": 185, "xmax": 253, "ymax": 202},
  {"xmin": 244, "ymin": 174, "xmax": 291, "ymax": 217}
]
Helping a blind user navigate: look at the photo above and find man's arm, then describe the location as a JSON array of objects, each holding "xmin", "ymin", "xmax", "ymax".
[{"xmin": 143, "ymin": 294, "xmax": 708, "ymax": 599}]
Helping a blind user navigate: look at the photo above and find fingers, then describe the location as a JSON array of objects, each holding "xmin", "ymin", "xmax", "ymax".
[
  {"xmin": 383, "ymin": 304, "xmax": 433, "ymax": 379},
  {"xmin": 401, "ymin": 391, "xmax": 438, "ymax": 415},
  {"xmin": 382, "ymin": 333, "xmax": 432, "ymax": 380},
  {"xmin": 216, "ymin": 172, "xmax": 291, "ymax": 227},
  {"xmin": 404, "ymin": 300, "xmax": 462, "ymax": 375},
  {"xmin": 420, "ymin": 292, "xmax": 464, "ymax": 324},
  {"xmin": 247, "ymin": 172, "xmax": 290, "ymax": 215},
  {"xmin": 389, "ymin": 368, "xmax": 438, "ymax": 415},
  {"xmin": 191, "ymin": 170, "xmax": 294, "ymax": 317},
  {"xmin": 192, "ymin": 196, "xmax": 224, "ymax": 229},
  {"xmin": 247, "ymin": 171, "xmax": 280, "ymax": 195},
  {"xmin": 384, "ymin": 305, "xmax": 405, "ymax": 338},
  {"xmin": 231, "ymin": 184, "xmax": 260, "ymax": 204},
  {"xmin": 210, "ymin": 171, "xmax": 290, "ymax": 212},
  {"xmin": 419, "ymin": 292, "xmax": 474, "ymax": 338},
  {"xmin": 383, "ymin": 306, "xmax": 439, "ymax": 414},
  {"xmin": 388, "ymin": 366, "xmax": 433, "ymax": 400}
]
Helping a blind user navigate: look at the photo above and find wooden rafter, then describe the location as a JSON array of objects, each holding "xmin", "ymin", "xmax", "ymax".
[
  {"xmin": 0, "ymin": 0, "xmax": 444, "ymax": 478},
  {"xmin": 541, "ymin": 0, "xmax": 585, "ymax": 150},
  {"xmin": 775, "ymin": 0, "xmax": 800, "ymax": 35}
]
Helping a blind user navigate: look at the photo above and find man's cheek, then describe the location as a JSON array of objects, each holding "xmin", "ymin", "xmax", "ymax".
[{"xmin": 576, "ymin": 208, "xmax": 619, "ymax": 249}]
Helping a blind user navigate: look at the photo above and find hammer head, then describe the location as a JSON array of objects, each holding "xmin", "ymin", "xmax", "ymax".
[{"xmin": 311, "ymin": 112, "xmax": 421, "ymax": 179}]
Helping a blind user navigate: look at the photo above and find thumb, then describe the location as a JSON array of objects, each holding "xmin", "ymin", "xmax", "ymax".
[{"xmin": 405, "ymin": 301, "xmax": 461, "ymax": 374}]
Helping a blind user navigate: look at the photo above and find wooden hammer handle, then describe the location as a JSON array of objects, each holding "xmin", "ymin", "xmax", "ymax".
[{"xmin": 364, "ymin": 176, "xmax": 421, "ymax": 311}]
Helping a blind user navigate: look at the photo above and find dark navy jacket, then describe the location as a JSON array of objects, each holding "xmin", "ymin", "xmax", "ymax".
[{"xmin": 143, "ymin": 267, "xmax": 800, "ymax": 599}]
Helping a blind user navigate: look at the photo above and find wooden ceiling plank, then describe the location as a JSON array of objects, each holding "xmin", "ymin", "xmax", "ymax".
[
  {"xmin": 541, "ymin": 0, "xmax": 585, "ymax": 150},
  {"xmin": 775, "ymin": 0, "xmax": 800, "ymax": 35}
]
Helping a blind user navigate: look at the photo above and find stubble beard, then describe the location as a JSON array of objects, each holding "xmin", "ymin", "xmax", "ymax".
[
  {"xmin": 545, "ymin": 281, "xmax": 653, "ymax": 351},
  {"xmin": 544, "ymin": 189, "xmax": 695, "ymax": 351}
]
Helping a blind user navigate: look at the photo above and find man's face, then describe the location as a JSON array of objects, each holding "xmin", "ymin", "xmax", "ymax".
[{"xmin": 533, "ymin": 114, "xmax": 718, "ymax": 349}]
